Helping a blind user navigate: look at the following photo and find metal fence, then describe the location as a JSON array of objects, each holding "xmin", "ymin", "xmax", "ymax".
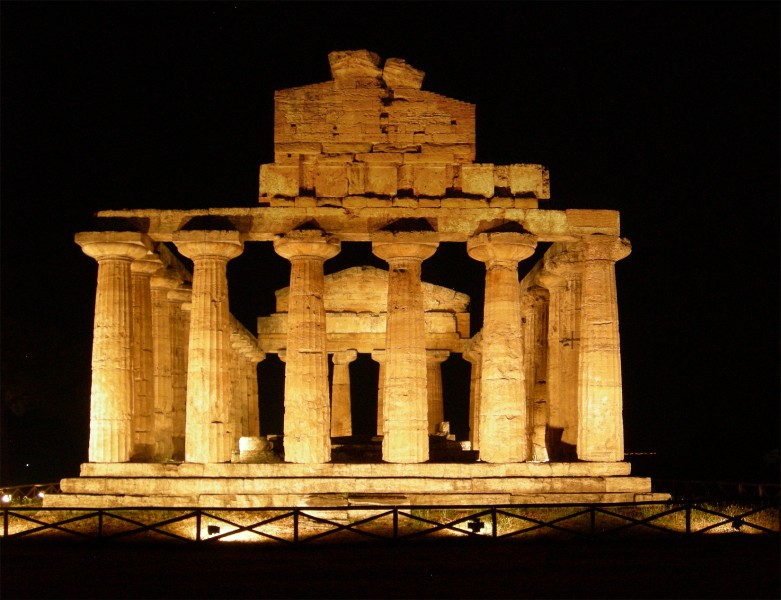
[
  {"xmin": 0, "ymin": 483, "xmax": 61, "ymax": 504},
  {"xmin": 1, "ymin": 500, "xmax": 778, "ymax": 544}
]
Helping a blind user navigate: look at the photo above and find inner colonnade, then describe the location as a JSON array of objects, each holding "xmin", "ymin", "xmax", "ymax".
[{"xmin": 76, "ymin": 224, "xmax": 630, "ymax": 467}]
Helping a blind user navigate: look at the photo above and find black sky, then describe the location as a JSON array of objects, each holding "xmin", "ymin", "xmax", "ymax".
[{"xmin": 1, "ymin": 2, "xmax": 778, "ymax": 485}]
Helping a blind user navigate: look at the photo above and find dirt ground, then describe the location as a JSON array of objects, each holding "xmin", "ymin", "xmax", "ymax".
[{"xmin": 2, "ymin": 536, "xmax": 779, "ymax": 599}]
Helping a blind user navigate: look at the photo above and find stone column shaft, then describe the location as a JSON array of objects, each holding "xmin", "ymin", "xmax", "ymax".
[
  {"xmin": 522, "ymin": 286, "xmax": 550, "ymax": 462},
  {"xmin": 373, "ymin": 236, "xmax": 438, "ymax": 463},
  {"xmin": 371, "ymin": 351, "xmax": 386, "ymax": 436},
  {"xmin": 167, "ymin": 287, "xmax": 191, "ymax": 461},
  {"xmin": 275, "ymin": 232, "xmax": 340, "ymax": 464},
  {"xmin": 150, "ymin": 273, "xmax": 180, "ymax": 462},
  {"xmin": 463, "ymin": 343, "xmax": 482, "ymax": 451},
  {"xmin": 426, "ymin": 350, "xmax": 450, "ymax": 434},
  {"xmin": 574, "ymin": 238, "xmax": 631, "ymax": 462},
  {"xmin": 77, "ymin": 233, "xmax": 151, "ymax": 463},
  {"xmin": 175, "ymin": 233, "xmax": 243, "ymax": 463},
  {"xmin": 331, "ymin": 349, "xmax": 358, "ymax": 438},
  {"xmin": 468, "ymin": 232, "xmax": 537, "ymax": 463},
  {"xmin": 245, "ymin": 351, "xmax": 264, "ymax": 438},
  {"xmin": 130, "ymin": 260, "xmax": 158, "ymax": 461}
]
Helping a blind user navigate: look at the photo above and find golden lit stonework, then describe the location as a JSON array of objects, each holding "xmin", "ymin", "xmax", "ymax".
[{"xmin": 49, "ymin": 51, "xmax": 668, "ymax": 508}]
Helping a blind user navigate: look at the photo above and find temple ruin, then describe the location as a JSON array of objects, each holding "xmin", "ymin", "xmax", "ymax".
[{"xmin": 48, "ymin": 51, "xmax": 667, "ymax": 507}]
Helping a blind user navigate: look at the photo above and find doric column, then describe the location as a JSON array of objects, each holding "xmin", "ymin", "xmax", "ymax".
[
  {"xmin": 149, "ymin": 271, "xmax": 181, "ymax": 462},
  {"xmin": 229, "ymin": 334, "xmax": 245, "ymax": 449},
  {"xmin": 425, "ymin": 350, "xmax": 450, "ymax": 434},
  {"xmin": 167, "ymin": 285, "xmax": 191, "ymax": 461},
  {"xmin": 245, "ymin": 348, "xmax": 265, "ymax": 438},
  {"xmin": 462, "ymin": 337, "xmax": 482, "ymax": 451},
  {"xmin": 373, "ymin": 233, "xmax": 438, "ymax": 463},
  {"xmin": 370, "ymin": 350, "xmax": 386, "ymax": 436},
  {"xmin": 537, "ymin": 270, "xmax": 568, "ymax": 461},
  {"xmin": 467, "ymin": 231, "xmax": 537, "ymax": 463},
  {"xmin": 572, "ymin": 236, "xmax": 632, "ymax": 462},
  {"xmin": 174, "ymin": 231, "xmax": 243, "ymax": 463},
  {"xmin": 331, "ymin": 349, "xmax": 358, "ymax": 438},
  {"xmin": 274, "ymin": 230, "xmax": 340, "ymax": 464},
  {"xmin": 129, "ymin": 256, "xmax": 161, "ymax": 461},
  {"xmin": 521, "ymin": 285, "xmax": 550, "ymax": 462},
  {"xmin": 76, "ymin": 232, "xmax": 153, "ymax": 463}
]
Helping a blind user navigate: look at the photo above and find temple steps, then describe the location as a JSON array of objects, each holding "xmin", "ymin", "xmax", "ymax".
[{"xmin": 44, "ymin": 462, "xmax": 669, "ymax": 508}]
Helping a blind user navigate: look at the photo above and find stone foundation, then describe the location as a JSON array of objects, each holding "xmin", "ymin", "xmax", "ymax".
[{"xmin": 45, "ymin": 462, "xmax": 668, "ymax": 508}]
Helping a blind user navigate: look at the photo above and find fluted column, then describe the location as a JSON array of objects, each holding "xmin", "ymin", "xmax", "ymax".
[
  {"xmin": 373, "ymin": 233, "xmax": 438, "ymax": 463},
  {"xmin": 129, "ymin": 257, "xmax": 161, "ymax": 461},
  {"xmin": 370, "ymin": 350, "xmax": 386, "ymax": 436},
  {"xmin": 331, "ymin": 349, "xmax": 358, "ymax": 438},
  {"xmin": 522, "ymin": 285, "xmax": 550, "ymax": 462},
  {"xmin": 149, "ymin": 271, "xmax": 180, "ymax": 461},
  {"xmin": 274, "ymin": 230, "xmax": 340, "ymax": 464},
  {"xmin": 425, "ymin": 350, "xmax": 450, "ymax": 434},
  {"xmin": 167, "ymin": 286, "xmax": 191, "ymax": 461},
  {"xmin": 462, "ymin": 338, "xmax": 482, "ymax": 451},
  {"xmin": 573, "ymin": 236, "xmax": 632, "ymax": 462},
  {"xmin": 537, "ymin": 270, "xmax": 568, "ymax": 461},
  {"xmin": 174, "ymin": 232, "xmax": 243, "ymax": 463},
  {"xmin": 245, "ymin": 349, "xmax": 265, "ymax": 438},
  {"xmin": 467, "ymin": 232, "xmax": 537, "ymax": 463},
  {"xmin": 76, "ymin": 232, "xmax": 152, "ymax": 463},
  {"xmin": 228, "ymin": 334, "xmax": 245, "ymax": 449}
]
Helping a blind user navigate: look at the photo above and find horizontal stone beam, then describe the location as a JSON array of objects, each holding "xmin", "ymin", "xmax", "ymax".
[{"xmin": 95, "ymin": 207, "xmax": 621, "ymax": 242}]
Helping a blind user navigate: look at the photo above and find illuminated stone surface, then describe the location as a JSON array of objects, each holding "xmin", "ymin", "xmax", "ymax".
[
  {"xmin": 331, "ymin": 349, "xmax": 358, "ymax": 437},
  {"xmin": 373, "ymin": 234, "xmax": 439, "ymax": 463},
  {"xmin": 275, "ymin": 230, "xmax": 340, "ymax": 463},
  {"xmin": 174, "ymin": 231, "xmax": 244, "ymax": 463},
  {"xmin": 468, "ymin": 232, "xmax": 537, "ymax": 463},
  {"xmin": 56, "ymin": 51, "xmax": 662, "ymax": 508},
  {"xmin": 77, "ymin": 232, "xmax": 153, "ymax": 463}
]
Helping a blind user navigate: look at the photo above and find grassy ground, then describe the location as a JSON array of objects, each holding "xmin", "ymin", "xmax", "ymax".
[{"xmin": 2, "ymin": 536, "xmax": 779, "ymax": 599}]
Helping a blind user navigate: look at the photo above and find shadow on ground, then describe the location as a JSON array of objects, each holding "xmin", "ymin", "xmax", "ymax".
[{"xmin": 2, "ymin": 536, "xmax": 779, "ymax": 599}]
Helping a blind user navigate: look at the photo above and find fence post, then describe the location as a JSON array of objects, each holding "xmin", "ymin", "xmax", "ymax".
[
  {"xmin": 491, "ymin": 507, "xmax": 497, "ymax": 538},
  {"xmin": 293, "ymin": 509, "xmax": 299, "ymax": 544},
  {"xmin": 98, "ymin": 509, "xmax": 103, "ymax": 538},
  {"xmin": 392, "ymin": 507, "xmax": 398, "ymax": 539},
  {"xmin": 196, "ymin": 509, "xmax": 202, "ymax": 542},
  {"xmin": 685, "ymin": 503, "xmax": 691, "ymax": 535},
  {"xmin": 3, "ymin": 508, "xmax": 7, "ymax": 537}
]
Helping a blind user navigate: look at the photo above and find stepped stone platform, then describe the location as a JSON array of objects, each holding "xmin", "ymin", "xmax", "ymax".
[{"xmin": 45, "ymin": 462, "xmax": 668, "ymax": 508}]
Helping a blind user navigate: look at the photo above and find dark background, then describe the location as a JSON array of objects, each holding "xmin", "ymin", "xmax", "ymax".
[{"xmin": 2, "ymin": 2, "xmax": 778, "ymax": 486}]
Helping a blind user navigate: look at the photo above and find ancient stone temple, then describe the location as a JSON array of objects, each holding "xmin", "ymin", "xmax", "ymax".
[{"xmin": 48, "ymin": 51, "xmax": 667, "ymax": 508}]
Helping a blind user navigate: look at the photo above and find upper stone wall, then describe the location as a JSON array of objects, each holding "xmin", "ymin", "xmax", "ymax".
[
  {"xmin": 274, "ymin": 50, "xmax": 476, "ymax": 161},
  {"xmin": 259, "ymin": 51, "xmax": 549, "ymax": 205}
]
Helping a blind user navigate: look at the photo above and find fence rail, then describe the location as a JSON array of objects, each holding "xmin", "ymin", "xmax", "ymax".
[{"xmin": 1, "ymin": 500, "xmax": 778, "ymax": 544}]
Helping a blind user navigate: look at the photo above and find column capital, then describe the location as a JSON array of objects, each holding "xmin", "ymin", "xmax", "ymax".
[
  {"xmin": 425, "ymin": 349, "xmax": 450, "ymax": 364},
  {"xmin": 150, "ymin": 269, "xmax": 184, "ymax": 290},
  {"xmin": 536, "ymin": 270, "xmax": 567, "ymax": 291},
  {"xmin": 167, "ymin": 286, "xmax": 192, "ymax": 304},
  {"xmin": 332, "ymin": 349, "xmax": 358, "ymax": 365},
  {"xmin": 76, "ymin": 231, "xmax": 153, "ymax": 262},
  {"xmin": 274, "ymin": 230, "xmax": 340, "ymax": 261},
  {"xmin": 173, "ymin": 231, "xmax": 243, "ymax": 260},
  {"xmin": 372, "ymin": 232, "xmax": 439, "ymax": 262},
  {"xmin": 467, "ymin": 232, "xmax": 537, "ymax": 265},
  {"xmin": 370, "ymin": 350, "xmax": 385, "ymax": 363},
  {"xmin": 572, "ymin": 236, "xmax": 632, "ymax": 262},
  {"xmin": 131, "ymin": 254, "xmax": 166, "ymax": 276}
]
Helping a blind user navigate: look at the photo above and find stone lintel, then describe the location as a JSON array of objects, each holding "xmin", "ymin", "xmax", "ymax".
[{"xmin": 95, "ymin": 207, "xmax": 621, "ymax": 242}]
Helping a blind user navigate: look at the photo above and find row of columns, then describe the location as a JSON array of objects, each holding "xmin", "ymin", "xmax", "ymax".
[{"xmin": 78, "ymin": 229, "xmax": 629, "ymax": 465}]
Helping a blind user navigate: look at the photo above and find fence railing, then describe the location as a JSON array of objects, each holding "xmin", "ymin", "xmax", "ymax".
[
  {"xmin": 1, "ymin": 500, "xmax": 778, "ymax": 544},
  {"xmin": 0, "ymin": 483, "xmax": 61, "ymax": 504}
]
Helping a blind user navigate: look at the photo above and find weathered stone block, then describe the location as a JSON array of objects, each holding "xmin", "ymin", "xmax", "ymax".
[
  {"xmin": 413, "ymin": 166, "xmax": 447, "ymax": 196},
  {"xmin": 315, "ymin": 164, "xmax": 349, "ymax": 197},
  {"xmin": 509, "ymin": 163, "xmax": 550, "ymax": 199},
  {"xmin": 366, "ymin": 165, "xmax": 398, "ymax": 195},
  {"xmin": 460, "ymin": 164, "xmax": 495, "ymax": 197},
  {"xmin": 259, "ymin": 164, "xmax": 299, "ymax": 197}
]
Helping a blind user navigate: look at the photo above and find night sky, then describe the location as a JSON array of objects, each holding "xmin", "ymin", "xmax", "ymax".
[{"xmin": 2, "ymin": 2, "xmax": 778, "ymax": 486}]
